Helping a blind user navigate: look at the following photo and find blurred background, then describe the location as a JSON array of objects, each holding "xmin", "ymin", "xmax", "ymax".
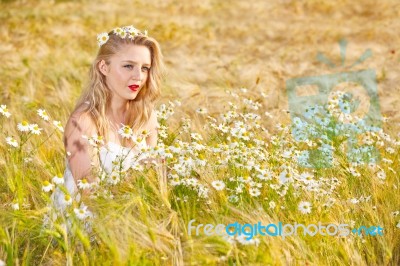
[{"xmin": 1, "ymin": 0, "xmax": 399, "ymax": 129}]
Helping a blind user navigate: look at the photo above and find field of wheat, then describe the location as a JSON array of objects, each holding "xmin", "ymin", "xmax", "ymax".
[{"xmin": 1, "ymin": 0, "xmax": 400, "ymax": 265}]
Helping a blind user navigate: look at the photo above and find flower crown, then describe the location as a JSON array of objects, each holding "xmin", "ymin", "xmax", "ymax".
[{"xmin": 96, "ymin": 25, "xmax": 148, "ymax": 47}]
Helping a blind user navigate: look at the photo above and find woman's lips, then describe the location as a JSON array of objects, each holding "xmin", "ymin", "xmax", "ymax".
[{"xmin": 128, "ymin": 85, "xmax": 139, "ymax": 92}]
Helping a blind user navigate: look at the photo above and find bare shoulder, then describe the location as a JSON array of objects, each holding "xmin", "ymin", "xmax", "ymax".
[
  {"xmin": 144, "ymin": 109, "xmax": 158, "ymax": 131},
  {"xmin": 64, "ymin": 106, "xmax": 97, "ymax": 146}
]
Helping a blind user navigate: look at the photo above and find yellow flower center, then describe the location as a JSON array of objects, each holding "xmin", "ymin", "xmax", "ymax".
[
  {"xmin": 43, "ymin": 181, "xmax": 50, "ymax": 186},
  {"xmin": 82, "ymin": 179, "xmax": 87, "ymax": 184},
  {"xmin": 64, "ymin": 195, "xmax": 71, "ymax": 201},
  {"xmin": 22, "ymin": 121, "xmax": 28, "ymax": 126}
]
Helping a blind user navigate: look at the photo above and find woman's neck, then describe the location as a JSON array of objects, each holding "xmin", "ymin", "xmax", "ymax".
[{"xmin": 108, "ymin": 98, "xmax": 128, "ymax": 128}]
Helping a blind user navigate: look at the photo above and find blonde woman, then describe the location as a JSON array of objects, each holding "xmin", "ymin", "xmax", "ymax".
[{"xmin": 54, "ymin": 25, "xmax": 164, "ymax": 207}]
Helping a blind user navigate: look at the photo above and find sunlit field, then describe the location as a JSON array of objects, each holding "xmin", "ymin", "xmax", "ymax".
[{"xmin": 1, "ymin": 0, "xmax": 400, "ymax": 265}]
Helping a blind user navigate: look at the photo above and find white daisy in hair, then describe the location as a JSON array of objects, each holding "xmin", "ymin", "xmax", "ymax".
[
  {"xmin": 125, "ymin": 25, "xmax": 139, "ymax": 35},
  {"xmin": 113, "ymin": 27, "xmax": 123, "ymax": 36},
  {"xmin": 97, "ymin": 32, "xmax": 109, "ymax": 47},
  {"xmin": 119, "ymin": 30, "xmax": 127, "ymax": 38}
]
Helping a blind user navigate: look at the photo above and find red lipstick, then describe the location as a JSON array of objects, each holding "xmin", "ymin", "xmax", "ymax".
[{"xmin": 128, "ymin": 85, "xmax": 139, "ymax": 92}]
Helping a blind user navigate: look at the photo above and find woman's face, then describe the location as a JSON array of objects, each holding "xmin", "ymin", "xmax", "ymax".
[{"xmin": 100, "ymin": 44, "xmax": 151, "ymax": 102}]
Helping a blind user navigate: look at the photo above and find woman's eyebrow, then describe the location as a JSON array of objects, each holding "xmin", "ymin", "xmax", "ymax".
[{"xmin": 122, "ymin": 60, "xmax": 151, "ymax": 67}]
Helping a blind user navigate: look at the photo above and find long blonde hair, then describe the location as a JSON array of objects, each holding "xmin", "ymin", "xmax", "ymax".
[{"xmin": 74, "ymin": 31, "xmax": 164, "ymax": 144}]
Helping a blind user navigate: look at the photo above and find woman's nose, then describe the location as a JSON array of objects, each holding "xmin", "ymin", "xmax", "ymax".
[{"xmin": 132, "ymin": 66, "xmax": 142, "ymax": 81}]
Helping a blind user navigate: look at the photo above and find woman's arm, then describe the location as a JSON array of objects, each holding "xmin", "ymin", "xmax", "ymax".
[
  {"xmin": 63, "ymin": 112, "xmax": 98, "ymax": 186},
  {"xmin": 145, "ymin": 110, "xmax": 158, "ymax": 148}
]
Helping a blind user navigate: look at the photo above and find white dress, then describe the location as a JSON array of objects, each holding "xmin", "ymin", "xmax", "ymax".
[{"xmin": 52, "ymin": 141, "xmax": 140, "ymax": 210}]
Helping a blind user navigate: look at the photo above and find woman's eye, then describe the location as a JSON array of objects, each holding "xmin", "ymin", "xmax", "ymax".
[
  {"xmin": 124, "ymin": 65, "xmax": 134, "ymax": 69},
  {"xmin": 142, "ymin": 66, "xmax": 150, "ymax": 72}
]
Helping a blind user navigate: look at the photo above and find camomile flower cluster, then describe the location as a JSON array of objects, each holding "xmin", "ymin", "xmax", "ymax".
[
  {"xmin": 17, "ymin": 121, "xmax": 42, "ymax": 135},
  {"xmin": 153, "ymin": 88, "xmax": 392, "ymax": 216},
  {"xmin": 97, "ymin": 25, "xmax": 148, "ymax": 47}
]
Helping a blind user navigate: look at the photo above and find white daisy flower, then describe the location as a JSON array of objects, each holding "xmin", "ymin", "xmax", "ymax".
[
  {"xmin": 5, "ymin": 137, "xmax": 18, "ymax": 148},
  {"xmin": 118, "ymin": 125, "xmax": 133, "ymax": 139},
  {"xmin": 269, "ymin": 201, "xmax": 276, "ymax": 209},
  {"xmin": 249, "ymin": 187, "xmax": 261, "ymax": 197},
  {"xmin": 53, "ymin": 120, "xmax": 64, "ymax": 132},
  {"xmin": 37, "ymin": 109, "xmax": 49, "ymax": 121},
  {"xmin": 298, "ymin": 201, "xmax": 312, "ymax": 214},
  {"xmin": 24, "ymin": 157, "xmax": 33, "ymax": 163},
  {"xmin": 29, "ymin": 124, "xmax": 42, "ymax": 135},
  {"xmin": 0, "ymin": 105, "xmax": 11, "ymax": 118},
  {"xmin": 196, "ymin": 107, "xmax": 208, "ymax": 114},
  {"xmin": 377, "ymin": 170, "xmax": 386, "ymax": 180},
  {"xmin": 77, "ymin": 178, "xmax": 91, "ymax": 189},
  {"xmin": 125, "ymin": 25, "xmax": 138, "ymax": 34},
  {"xmin": 349, "ymin": 198, "xmax": 359, "ymax": 204},
  {"xmin": 62, "ymin": 194, "xmax": 72, "ymax": 206},
  {"xmin": 186, "ymin": 178, "xmax": 198, "ymax": 187},
  {"xmin": 113, "ymin": 27, "xmax": 123, "ymax": 35},
  {"xmin": 190, "ymin": 133, "xmax": 203, "ymax": 141},
  {"xmin": 17, "ymin": 121, "xmax": 30, "ymax": 132},
  {"xmin": 97, "ymin": 32, "xmax": 109, "ymax": 47},
  {"xmin": 42, "ymin": 181, "xmax": 54, "ymax": 192},
  {"xmin": 83, "ymin": 134, "xmax": 104, "ymax": 146},
  {"xmin": 120, "ymin": 30, "xmax": 127, "ymax": 38},
  {"xmin": 107, "ymin": 172, "xmax": 121, "ymax": 185},
  {"xmin": 11, "ymin": 202, "xmax": 19, "ymax": 210},
  {"xmin": 211, "ymin": 180, "xmax": 226, "ymax": 191},
  {"xmin": 397, "ymin": 221, "xmax": 400, "ymax": 229},
  {"xmin": 74, "ymin": 204, "xmax": 92, "ymax": 220},
  {"xmin": 227, "ymin": 195, "xmax": 238, "ymax": 203},
  {"xmin": 386, "ymin": 147, "xmax": 395, "ymax": 154},
  {"xmin": 92, "ymin": 135, "xmax": 104, "ymax": 145},
  {"xmin": 52, "ymin": 174, "xmax": 64, "ymax": 185}
]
